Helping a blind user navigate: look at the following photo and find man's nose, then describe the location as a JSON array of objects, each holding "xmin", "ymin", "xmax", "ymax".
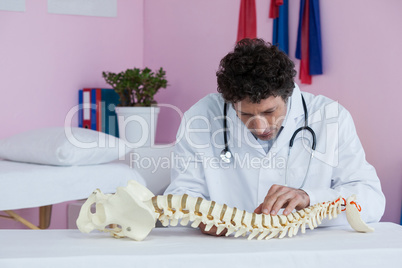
[{"xmin": 251, "ymin": 116, "xmax": 267, "ymax": 135}]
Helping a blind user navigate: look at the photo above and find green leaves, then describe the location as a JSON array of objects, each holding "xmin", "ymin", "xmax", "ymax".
[{"xmin": 102, "ymin": 67, "xmax": 168, "ymax": 107}]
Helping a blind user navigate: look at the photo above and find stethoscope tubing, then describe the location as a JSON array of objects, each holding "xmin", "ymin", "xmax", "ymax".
[{"xmin": 220, "ymin": 94, "xmax": 317, "ymax": 188}]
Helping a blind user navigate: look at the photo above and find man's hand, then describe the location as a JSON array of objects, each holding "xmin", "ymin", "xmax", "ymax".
[
  {"xmin": 199, "ymin": 223, "xmax": 227, "ymax": 236},
  {"xmin": 254, "ymin": 184, "xmax": 310, "ymax": 216}
]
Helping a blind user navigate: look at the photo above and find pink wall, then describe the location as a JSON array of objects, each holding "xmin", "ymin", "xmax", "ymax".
[
  {"xmin": 146, "ymin": 0, "xmax": 402, "ymax": 223},
  {"xmin": 0, "ymin": 0, "xmax": 144, "ymax": 139},
  {"xmin": 0, "ymin": 0, "xmax": 144, "ymax": 228}
]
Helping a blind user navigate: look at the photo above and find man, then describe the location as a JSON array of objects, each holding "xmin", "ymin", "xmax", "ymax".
[{"xmin": 164, "ymin": 38, "xmax": 385, "ymax": 235}]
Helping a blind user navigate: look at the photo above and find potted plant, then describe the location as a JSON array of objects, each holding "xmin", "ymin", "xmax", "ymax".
[{"xmin": 102, "ymin": 67, "xmax": 168, "ymax": 147}]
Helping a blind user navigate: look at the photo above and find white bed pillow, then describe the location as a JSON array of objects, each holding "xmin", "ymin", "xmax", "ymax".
[{"xmin": 0, "ymin": 127, "xmax": 132, "ymax": 166}]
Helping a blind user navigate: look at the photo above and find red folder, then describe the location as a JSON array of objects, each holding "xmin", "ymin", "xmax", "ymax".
[
  {"xmin": 92, "ymin": 88, "xmax": 102, "ymax": 131},
  {"xmin": 96, "ymin": 89, "xmax": 102, "ymax": 131}
]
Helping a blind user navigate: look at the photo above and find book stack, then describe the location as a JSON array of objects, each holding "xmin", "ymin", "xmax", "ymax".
[{"xmin": 78, "ymin": 88, "xmax": 120, "ymax": 137}]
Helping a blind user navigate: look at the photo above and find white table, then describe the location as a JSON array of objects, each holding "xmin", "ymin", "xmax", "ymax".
[{"xmin": 1, "ymin": 222, "xmax": 401, "ymax": 268}]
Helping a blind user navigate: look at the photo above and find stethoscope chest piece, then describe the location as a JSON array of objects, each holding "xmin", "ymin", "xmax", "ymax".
[{"xmin": 220, "ymin": 149, "xmax": 232, "ymax": 163}]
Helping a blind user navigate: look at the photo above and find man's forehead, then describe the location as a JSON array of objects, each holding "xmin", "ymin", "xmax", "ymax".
[{"xmin": 233, "ymin": 96, "xmax": 284, "ymax": 111}]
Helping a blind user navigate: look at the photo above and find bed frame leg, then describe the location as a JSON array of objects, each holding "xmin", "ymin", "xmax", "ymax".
[
  {"xmin": 2, "ymin": 205, "xmax": 52, "ymax": 230},
  {"xmin": 3, "ymin": 210, "xmax": 40, "ymax": 230},
  {"xmin": 39, "ymin": 205, "xmax": 52, "ymax": 229}
]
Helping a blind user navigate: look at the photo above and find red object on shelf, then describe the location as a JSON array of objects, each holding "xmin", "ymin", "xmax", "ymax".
[
  {"xmin": 82, "ymin": 88, "xmax": 92, "ymax": 129},
  {"xmin": 95, "ymin": 89, "xmax": 102, "ymax": 131}
]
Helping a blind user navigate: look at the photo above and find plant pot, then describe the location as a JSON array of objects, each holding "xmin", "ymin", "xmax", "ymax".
[{"xmin": 115, "ymin": 106, "xmax": 160, "ymax": 147}]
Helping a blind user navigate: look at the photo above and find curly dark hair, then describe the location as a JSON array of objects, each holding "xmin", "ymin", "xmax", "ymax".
[{"xmin": 216, "ymin": 38, "xmax": 297, "ymax": 103}]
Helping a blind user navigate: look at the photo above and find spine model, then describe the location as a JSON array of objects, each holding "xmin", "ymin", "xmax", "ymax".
[
  {"xmin": 152, "ymin": 194, "xmax": 342, "ymax": 240},
  {"xmin": 77, "ymin": 180, "xmax": 374, "ymax": 241}
]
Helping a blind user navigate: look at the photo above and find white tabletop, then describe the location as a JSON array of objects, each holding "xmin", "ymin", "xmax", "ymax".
[{"xmin": 1, "ymin": 222, "xmax": 402, "ymax": 268}]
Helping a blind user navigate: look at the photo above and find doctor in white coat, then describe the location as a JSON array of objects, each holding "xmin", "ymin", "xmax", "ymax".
[{"xmin": 164, "ymin": 39, "xmax": 385, "ymax": 235}]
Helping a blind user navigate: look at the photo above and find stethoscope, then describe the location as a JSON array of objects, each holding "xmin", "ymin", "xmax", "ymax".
[{"xmin": 220, "ymin": 94, "xmax": 317, "ymax": 188}]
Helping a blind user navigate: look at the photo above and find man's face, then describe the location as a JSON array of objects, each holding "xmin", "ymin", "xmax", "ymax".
[{"xmin": 233, "ymin": 96, "xmax": 287, "ymax": 141}]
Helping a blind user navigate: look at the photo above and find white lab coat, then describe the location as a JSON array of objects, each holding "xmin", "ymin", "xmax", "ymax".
[{"xmin": 165, "ymin": 84, "xmax": 385, "ymax": 226}]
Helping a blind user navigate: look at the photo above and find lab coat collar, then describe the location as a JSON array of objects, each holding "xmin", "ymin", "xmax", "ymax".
[{"xmin": 227, "ymin": 83, "xmax": 305, "ymax": 156}]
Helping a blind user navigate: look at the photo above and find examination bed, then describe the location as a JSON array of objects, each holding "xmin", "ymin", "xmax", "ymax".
[{"xmin": 0, "ymin": 160, "xmax": 145, "ymax": 229}]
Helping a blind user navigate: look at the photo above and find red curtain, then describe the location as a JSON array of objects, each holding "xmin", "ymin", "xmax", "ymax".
[
  {"xmin": 269, "ymin": 0, "xmax": 284, "ymax": 19},
  {"xmin": 237, "ymin": 0, "xmax": 257, "ymax": 42},
  {"xmin": 299, "ymin": 0, "xmax": 312, "ymax": 84}
]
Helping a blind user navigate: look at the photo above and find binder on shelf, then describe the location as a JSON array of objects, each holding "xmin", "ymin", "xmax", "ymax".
[
  {"xmin": 80, "ymin": 88, "xmax": 120, "ymax": 137},
  {"xmin": 101, "ymin": 89, "xmax": 120, "ymax": 137},
  {"xmin": 82, "ymin": 88, "xmax": 92, "ymax": 129},
  {"xmin": 90, "ymin": 88, "xmax": 102, "ymax": 131},
  {"xmin": 78, "ymin": 90, "xmax": 83, "ymax": 128}
]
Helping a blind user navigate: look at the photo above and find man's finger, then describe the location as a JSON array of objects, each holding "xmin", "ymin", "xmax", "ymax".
[
  {"xmin": 254, "ymin": 203, "xmax": 263, "ymax": 213},
  {"xmin": 269, "ymin": 190, "xmax": 295, "ymax": 215},
  {"xmin": 281, "ymin": 189, "xmax": 310, "ymax": 215},
  {"xmin": 285, "ymin": 189, "xmax": 310, "ymax": 214},
  {"xmin": 266, "ymin": 184, "xmax": 281, "ymax": 196},
  {"xmin": 261, "ymin": 185, "xmax": 285, "ymax": 215},
  {"xmin": 282, "ymin": 196, "xmax": 301, "ymax": 215},
  {"xmin": 261, "ymin": 186, "xmax": 291, "ymax": 215}
]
